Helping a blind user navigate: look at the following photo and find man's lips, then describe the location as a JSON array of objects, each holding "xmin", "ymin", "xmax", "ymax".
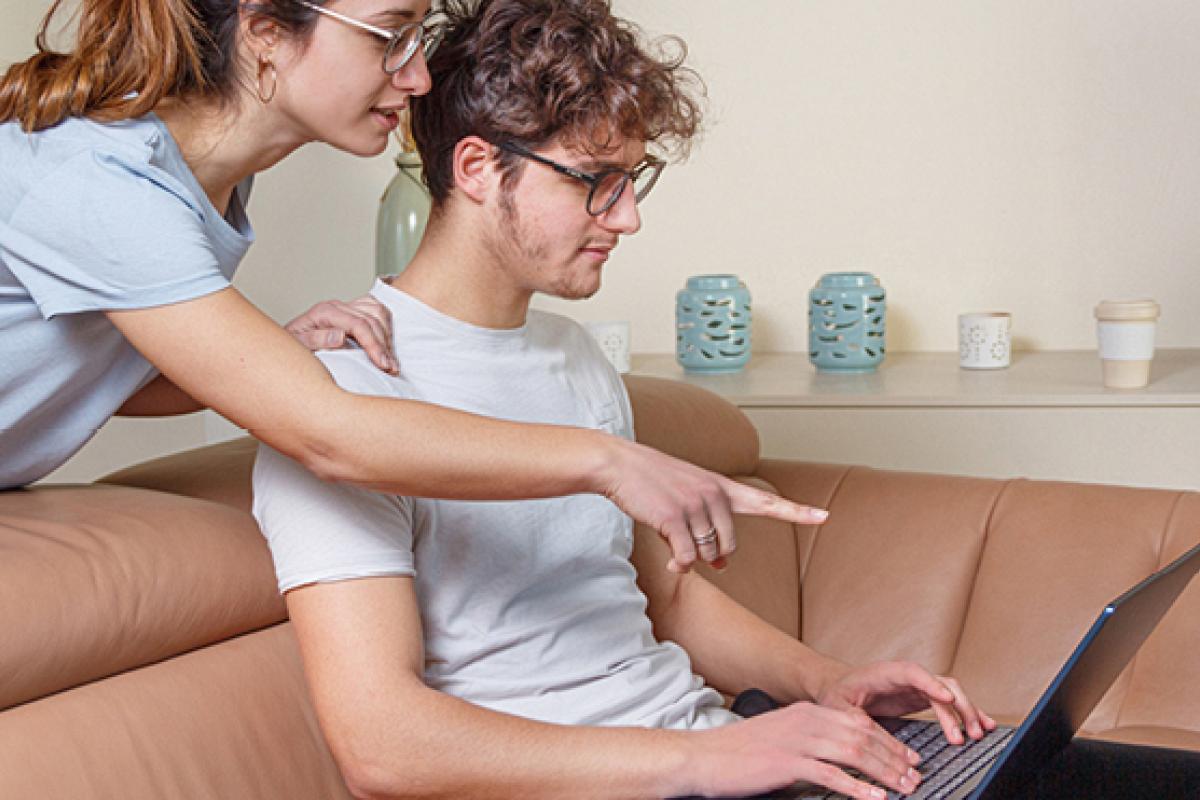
[{"xmin": 580, "ymin": 241, "xmax": 618, "ymax": 260}]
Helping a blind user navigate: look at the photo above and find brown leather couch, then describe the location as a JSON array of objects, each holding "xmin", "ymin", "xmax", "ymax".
[{"xmin": 1, "ymin": 376, "xmax": 1197, "ymax": 798}]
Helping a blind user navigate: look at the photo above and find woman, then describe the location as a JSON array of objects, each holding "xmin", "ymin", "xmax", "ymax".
[{"xmin": 0, "ymin": 0, "xmax": 826, "ymax": 570}]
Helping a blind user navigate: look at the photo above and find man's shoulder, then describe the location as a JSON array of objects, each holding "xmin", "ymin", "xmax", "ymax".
[
  {"xmin": 315, "ymin": 348, "xmax": 417, "ymax": 400},
  {"xmin": 527, "ymin": 310, "xmax": 597, "ymax": 355}
]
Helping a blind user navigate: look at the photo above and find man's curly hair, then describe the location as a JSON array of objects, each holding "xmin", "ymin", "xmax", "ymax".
[{"xmin": 411, "ymin": 0, "xmax": 705, "ymax": 206}]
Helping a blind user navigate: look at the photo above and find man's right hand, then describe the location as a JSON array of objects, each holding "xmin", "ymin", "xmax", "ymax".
[
  {"xmin": 684, "ymin": 702, "xmax": 923, "ymax": 800},
  {"xmin": 600, "ymin": 438, "xmax": 829, "ymax": 573}
]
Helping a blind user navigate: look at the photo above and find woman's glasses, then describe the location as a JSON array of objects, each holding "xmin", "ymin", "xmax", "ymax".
[
  {"xmin": 298, "ymin": 1, "xmax": 443, "ymax": 74},
  {"xmin": 496, "ymin": 142, "xmax": 665, "ymax": 217}
]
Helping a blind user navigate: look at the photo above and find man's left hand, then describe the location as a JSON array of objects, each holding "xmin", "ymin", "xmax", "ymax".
[{"xmin": 816, "ymin": 661, "xmax": 997, "ymax": 745}]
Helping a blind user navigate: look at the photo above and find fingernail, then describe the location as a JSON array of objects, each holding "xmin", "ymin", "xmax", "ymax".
[
  {"xmin": 908, "ymin": 768, "xmax": 921, "ymax": 785},
  {"xmin": 871, "ymin": 789, "xmax": 886, "ymax": 799},
  {"xmin": 811, "ymin": 509, "xmax": 829, "ymax": 521},
  {"xmin": 908, "ymin": 748, "xmax": 920, "ymax": 765}
]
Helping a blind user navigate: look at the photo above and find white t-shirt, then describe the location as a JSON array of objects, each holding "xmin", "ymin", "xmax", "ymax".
[
  {"xmin": 252, "ymin": 281, "xmax": 735, "ymax": 731},
  {"xmin": 0, "ymin": 114, "xmax": 253, "ymax": 488}
]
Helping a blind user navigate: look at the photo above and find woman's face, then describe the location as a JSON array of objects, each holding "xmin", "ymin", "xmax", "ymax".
[{"xmin": 272, "ymin": 0, "xmax": 434, "ymax": 156}]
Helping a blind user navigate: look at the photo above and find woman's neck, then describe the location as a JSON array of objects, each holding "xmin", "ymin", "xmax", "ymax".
[{"xmin": 154, "ymin": 95, "xmax": 305, "ymax": 214}]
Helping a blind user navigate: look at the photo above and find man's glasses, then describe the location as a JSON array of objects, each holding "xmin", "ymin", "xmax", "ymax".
[
  {"xmin": 496, "ymin": 142, "xmax": 666, "ymax": 217},
  {"xmin": 297, "ymin": 1, "xmax": 443, "ymax": 75}
]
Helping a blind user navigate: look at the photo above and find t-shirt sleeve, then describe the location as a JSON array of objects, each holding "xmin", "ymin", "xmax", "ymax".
[
  {"xmin": 2, "ymin": 149, "xmax": 231, "ymax": 318},
  {"xmin": 251, "ymin": 350, "xmax": 421, "ymax": 594}
]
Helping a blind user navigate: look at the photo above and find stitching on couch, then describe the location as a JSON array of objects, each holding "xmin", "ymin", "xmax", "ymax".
[
  {"xmin": 794, "ymin": 464, "xmax": 853, "ymax": 642},
  {"xmin": 1111, "ymin": 490, "xmax": 1190, "ymax": 729},
  {"xmin": 946, "ymin": 477, "xmax": 1014, "ymax": 673},
  {"xmin": 798, "ymin": 464, "xmax": 854, "ymax": 586}
]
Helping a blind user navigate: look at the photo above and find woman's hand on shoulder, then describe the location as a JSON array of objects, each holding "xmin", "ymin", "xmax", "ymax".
[{"xmin": 286, "ymin": 294, "xmax": 398, "ymax": 374}]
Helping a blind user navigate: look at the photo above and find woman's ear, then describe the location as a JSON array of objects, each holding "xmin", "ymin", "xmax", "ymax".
[
  {"xmin": 242, "ymin": 10, "xmax": 283, "ymax": 58},
  {"xmin": 452, "ymin": 136, "xmax": 502, "ymax": 206}
]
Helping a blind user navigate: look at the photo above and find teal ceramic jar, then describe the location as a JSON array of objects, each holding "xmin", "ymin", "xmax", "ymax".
[
  {"xmin": 676, "ymin": 274, "xmax": 752, "ymax": 372},
  {"xmin": 808, "ymin": 272, "xmax": 886, "ymax": 371}
]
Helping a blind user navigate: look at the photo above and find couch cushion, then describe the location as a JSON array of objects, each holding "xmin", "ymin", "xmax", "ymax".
[
  {"xmin": 796, "ymin": 466, "xmax": 1002, "ymax": 677},
  {"xmin": 0, "ymin": 623, "xmax": 351, "ymax": 800},
  {"xmin": 1111, "ymin": 492, "xmax": 1200, "ymax": 733},
  {"xmin": 949, "ymin": 479, "xmax": 1184, "ymax": 731},
  {"xmin": 101, "ymin": 437, "xmax": 258, "ymax": 512},
  {"xmin": 0, "ymin": 484, "xmax": 284, "ymax": 711}
]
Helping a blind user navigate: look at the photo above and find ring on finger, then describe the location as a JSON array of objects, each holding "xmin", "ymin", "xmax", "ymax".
[{"xmin": 692, "ymin": 526, "xmax": 718, "ymax": 547}]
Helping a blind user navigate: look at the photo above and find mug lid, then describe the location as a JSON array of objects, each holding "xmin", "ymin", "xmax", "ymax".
[{"xmin": 1094, "ymin": 299, "xmax": 1160, "ymax": 321}]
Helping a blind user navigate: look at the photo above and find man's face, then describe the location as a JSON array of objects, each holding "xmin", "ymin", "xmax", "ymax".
[{"xmin": 483, "ymin": 137, "xmax": 647, "ymax": 301}]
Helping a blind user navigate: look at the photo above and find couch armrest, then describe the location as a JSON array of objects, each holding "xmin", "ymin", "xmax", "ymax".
[{"xmin": 623, "ymin": 375, "xmax": 759, "ymax": 477}]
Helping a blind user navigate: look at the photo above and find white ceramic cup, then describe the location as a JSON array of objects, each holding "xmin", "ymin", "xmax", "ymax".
[
  {"xmin": 584, "ymin": 320, "xmax": 632, "ymax": 374},
  {"xmin": 958, "ymin": 312, "xmax": 1012, "ymax": 369},
  {"xmin": 1094, "ymin": 299, "xmax": 1159, "ymax": 389}
]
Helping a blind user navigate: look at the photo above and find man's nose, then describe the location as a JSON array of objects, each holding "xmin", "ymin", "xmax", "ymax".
[{"xmin": 599, "ymin": 182, "xmax": 642, "ymax": 235}]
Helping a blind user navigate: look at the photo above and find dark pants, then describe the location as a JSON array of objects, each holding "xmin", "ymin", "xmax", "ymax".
[{"xmin": 690, "ymin": 689, "xmax": 1200, "ymax": 799}]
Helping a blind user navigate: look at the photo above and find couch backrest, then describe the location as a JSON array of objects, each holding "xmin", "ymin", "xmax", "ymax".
[
  {"xmin": 94, "ymin": 375, "xmax": 1200, "ymax": 744},
  {"xmin": 751, "ymin": 459, "xmax": 1200, "ymax": 743}
]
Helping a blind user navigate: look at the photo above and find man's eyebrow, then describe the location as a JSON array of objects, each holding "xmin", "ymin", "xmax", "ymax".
[{"xmin": 579, "ymin": 156, "xmax": 646, "ymax": 172}]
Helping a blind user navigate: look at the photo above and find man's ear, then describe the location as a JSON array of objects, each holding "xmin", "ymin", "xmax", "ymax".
[{"xmin": 452, "ymin": 136, "xmax": 501, "ymax": 206}]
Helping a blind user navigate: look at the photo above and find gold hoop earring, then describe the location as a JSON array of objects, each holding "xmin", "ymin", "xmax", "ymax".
[{"xmin": 256, "ymin": 54, "xmax": 278, "ymax": 104}]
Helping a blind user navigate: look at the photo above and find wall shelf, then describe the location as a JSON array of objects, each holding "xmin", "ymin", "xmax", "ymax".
[{"xmin": 630, "ymin": 350, "xmax": 1200, "ymax": 491}]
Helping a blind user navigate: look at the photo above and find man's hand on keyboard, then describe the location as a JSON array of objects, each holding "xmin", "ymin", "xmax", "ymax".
[
  {"xmin": 814, "ymin": 661, "xmax": 998, "ymax": 746},
  {"xmin": 688, "ymin": 701, "xmax": 924, "ymax": 799}
]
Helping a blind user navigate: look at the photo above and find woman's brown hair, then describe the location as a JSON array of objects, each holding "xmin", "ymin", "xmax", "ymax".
[
  {"xmin": 411, "ymin": 0, "xmax": 705, "ymax": 205},
  {"xmin": 0, "ymin": 0, "xmax": 322, "ymax": 133}
]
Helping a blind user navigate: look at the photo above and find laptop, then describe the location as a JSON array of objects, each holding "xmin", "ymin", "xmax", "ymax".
[{"xmin": 767, "ymin": 540, "xmax": 1200, "ymax": 800}]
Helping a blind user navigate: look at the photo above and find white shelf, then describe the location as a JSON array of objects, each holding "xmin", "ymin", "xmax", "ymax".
[{"xmin": 630, "ymin": 349, "xmax": 1200, "ymax": 409}]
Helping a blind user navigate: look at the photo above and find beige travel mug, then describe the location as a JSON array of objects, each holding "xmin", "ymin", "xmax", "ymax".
[{"xmin": 1093, "ymin": 299, "xmax": 1160, "ymax": 389}]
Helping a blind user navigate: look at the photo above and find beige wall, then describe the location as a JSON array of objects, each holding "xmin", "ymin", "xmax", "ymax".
[{"xmin": 4, "ymin": 1, "xmax": 1200, "ymax": 481}]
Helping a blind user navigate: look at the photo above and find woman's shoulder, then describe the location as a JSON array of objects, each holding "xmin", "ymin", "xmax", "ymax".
[
  {"xmin": 2, "ymin": 113, "xmax": 218, "ymax": 228},
  {"xmin": 2, "ymin": 114, "xmax": 163, "ymax": 168},
  {"xmin": 1, "ymin": 114, "xmax": 173, "ymax": 212}
]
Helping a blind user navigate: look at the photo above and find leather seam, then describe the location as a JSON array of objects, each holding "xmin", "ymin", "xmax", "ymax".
[
  {"xmin": 793, "ymin": 464, "xmax": 853, "ymax": 643},
  {"xmin": 798, "ymin": 464, "xmax": 854, "ymax": 586},
  {"xmin": 947, "ymin": 477, "xmax": 1014, "ymax": 674},
  {"xmin": 1112, "ymin": 490, "xmax": 1189, "ymax": 729}
]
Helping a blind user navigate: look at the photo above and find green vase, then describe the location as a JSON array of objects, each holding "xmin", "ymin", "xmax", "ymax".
[{"xmin": 375, "ymin": 150, "xmax": 431, "ymax": 277}]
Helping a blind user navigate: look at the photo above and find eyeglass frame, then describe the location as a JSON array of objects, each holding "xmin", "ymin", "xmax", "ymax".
[
  {"xmin": 495, "ymin": 141, "xmax": 666, "ymax": 217},
  {"xmin": 296, "ymin": 1, "xmax": 443, "ymax": 75}
]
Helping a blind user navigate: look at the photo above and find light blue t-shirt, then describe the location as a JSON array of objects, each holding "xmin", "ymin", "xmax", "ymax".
[{"xmin": 0, "ymin": 114, "xmax": 253, "ymax": 488}]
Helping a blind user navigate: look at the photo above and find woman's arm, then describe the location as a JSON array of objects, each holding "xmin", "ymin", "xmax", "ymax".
[
  {"xmin": 115, "ymin": 374, "xmax": 205, "ymax": 416},
  {"xmin": 106, "ymin": 287, "xmax": 827, "ymax": 570},
  {"xmin": 116, "ymin": 293, "xmax": 397, "ymax": 417}
]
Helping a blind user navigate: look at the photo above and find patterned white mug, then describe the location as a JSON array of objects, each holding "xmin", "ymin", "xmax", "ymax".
[{"xmin": 958, "ymin": 312, "xmax": 1012, "ymax": 369}]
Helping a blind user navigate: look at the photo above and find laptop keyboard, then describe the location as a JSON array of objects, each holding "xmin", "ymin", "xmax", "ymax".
[{"xmin": 787, "ymin": 720, "xmax": 1014, "ymax": 800}]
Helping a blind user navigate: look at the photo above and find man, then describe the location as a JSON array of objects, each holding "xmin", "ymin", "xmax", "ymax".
[{"xmin": 252, "ymin": 1, "xmax": 992, "ymax": 797}]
